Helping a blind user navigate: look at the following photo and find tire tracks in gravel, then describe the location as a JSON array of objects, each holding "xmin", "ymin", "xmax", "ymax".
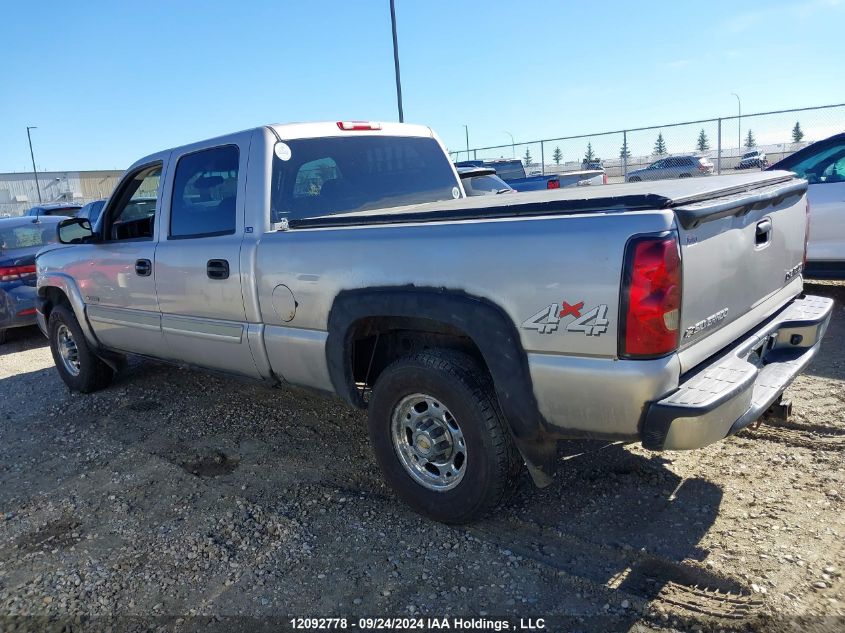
[
  {"xmin": 467, "ymin": 518, "xmax": 762, "ymax": 624},
  {"xmin": 739, "ymin": 420, "xmax": 845, "ymax": 452}
]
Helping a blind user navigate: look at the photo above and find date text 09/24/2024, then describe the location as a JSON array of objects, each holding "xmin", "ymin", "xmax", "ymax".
[{"xmin": 289, "ymin": 617, "xmax": 547, "ymax": 630}]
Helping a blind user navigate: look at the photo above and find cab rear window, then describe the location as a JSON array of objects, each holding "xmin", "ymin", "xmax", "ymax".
[{"xmin": 270, "ymin": 136, "xmax": 459, "ymax": 222}]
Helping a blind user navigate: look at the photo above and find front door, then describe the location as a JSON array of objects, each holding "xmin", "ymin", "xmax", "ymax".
[
  {"xmin": 153, "ymin": 141, "xmax": 260, "ymax": 378},
  {"xmin": 81, "ymin": 161, "xmax": 167, "ymax": 356}
]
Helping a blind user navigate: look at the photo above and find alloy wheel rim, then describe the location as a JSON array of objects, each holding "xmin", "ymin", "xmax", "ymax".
[{"xmin": 391, "ymin": 393, "xmax": 467, "ymax": 491}]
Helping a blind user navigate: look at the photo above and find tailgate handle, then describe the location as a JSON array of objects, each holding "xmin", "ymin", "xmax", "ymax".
[
  {"xmin": 755, "ymin": 218, "xmax": 772, "ymax": 246},
  {"xmin": 206, "ymin": 259, "xmax": 230, "ymax": 280}
]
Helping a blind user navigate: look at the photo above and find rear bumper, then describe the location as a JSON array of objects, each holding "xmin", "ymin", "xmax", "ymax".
[{"xmin": 642, "ymin": 294, "xmax": 833, "ymax": 450}]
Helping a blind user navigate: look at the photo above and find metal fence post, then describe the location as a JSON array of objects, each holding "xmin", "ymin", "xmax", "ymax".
[
  {"xmin": 716, "ymin": 118, "xmax": 722, "ymax": 175},
  {"xmin": 540, "ymin": 141, "xmax": 545, "ymax": 175},
  {"xmin": 622, "ymin": 130, "xmax": 628, "ymax": 180}
]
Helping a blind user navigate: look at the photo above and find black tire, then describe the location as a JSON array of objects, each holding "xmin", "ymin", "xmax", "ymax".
[
  {"xmin": 48, "ymin": 304, "xmax": 113, "ymax": 393},
  {"xmin": 368, "ymin": 349, "xmax": 520, "ymax": 524},
  {"xmin": 0, "ymin": 328, "xmax": 6, "ymax": 345},
  {"xmin": 627, "ymin": 176, "xmax": 641, "ymax": 182},
  {"xmin": 679, "ymin": 173, "xmax": 692, "ymax": 178}
]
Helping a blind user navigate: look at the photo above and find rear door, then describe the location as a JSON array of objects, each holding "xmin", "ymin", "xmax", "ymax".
[{"xmin": 153, "ymin": 136, "xmax": 260, "ymax": 377}]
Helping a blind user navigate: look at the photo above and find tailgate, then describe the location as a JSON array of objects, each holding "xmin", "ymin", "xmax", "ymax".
[{"xmin": 673, "ymin": 177, "xmax": 808, "ymax": 372}]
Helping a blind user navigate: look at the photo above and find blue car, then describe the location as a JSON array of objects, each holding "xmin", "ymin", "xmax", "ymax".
[{"xmin": 0, "ymin": 216, "xmax": 63, "ymax": 344}]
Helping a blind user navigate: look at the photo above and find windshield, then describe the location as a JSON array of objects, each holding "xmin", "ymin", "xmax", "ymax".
[
  {"xmin": 271, "ymin": 136, "xmax": 460, "ymax": 222},
  {"xmin": 464, "ymin": 174, "xmax": 511, "ymax": 195},
  {"xmin": 0, "ymin": 222, "xmax": 59, "ymax": 252}
]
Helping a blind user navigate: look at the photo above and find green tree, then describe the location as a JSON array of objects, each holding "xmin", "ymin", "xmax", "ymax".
[
  {"xmin": 745, "ymin": 129, "xmax": 756, "ymax": 149},
  {"xmin": 552, "ymin": 146, "xmax": 563, "ymax": 165},
  {"xmin": 792, "ymin": 121, "xmax": 804, "ymax": 143},
  {"xmin": 523, "ymin": 148, "xmax": 534, "ymax": 167},
  {"xmin": 653, "ymin": 133, "xmax": 667, "ymax": 155},
  {"xmin": 583, "ymin": 142, "xmax": 596, "ymax": 163},
  {"xmin": 619, "ymin": 138, "xmax": 631, "ymax": 159},
  {"xmin": 696, "ymin": 129, "xmax": 710, "ymax": 152}
]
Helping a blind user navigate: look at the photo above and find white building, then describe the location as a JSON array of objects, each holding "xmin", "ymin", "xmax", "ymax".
[{"xmin": 0, "ymin": 170, "xmax": 124, "ymax": 216}]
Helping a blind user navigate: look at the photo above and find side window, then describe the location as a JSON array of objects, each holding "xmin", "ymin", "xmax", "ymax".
[
  {"xmin": 170, "ymin": 145, "xmax": 239, "ymax": 238},
  {"xmin": 293, "ymin": 158, "xmax": 340, "ymax": 198},
  {"xmin": 105, "ymin": 164, "xmax": 162, "ymax": 241}
]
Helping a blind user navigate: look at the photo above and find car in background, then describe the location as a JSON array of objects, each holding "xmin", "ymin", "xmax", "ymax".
[
  {"xmin": 769, "ymin": 132, "xmax": 845, "ymax": 279},
  {"xmin": 735, "ymin": 150, "xmax": 768, "ymax": 169},
  {"xmin": 456, "ymin": 158, "xmax": 605, "ymax": 191},
  {"xmin": 456, "ymin": 166, "xmax": 515, "ymax": 196},
  {"xmin": 76, "ymin": 199, "xmax": 107, "ymax": 227},
  {"xmin": 24, "ymin": 202, "xmax": 82, "ymax": 218},
  {"xmin": 0, "ymin": 216, "xmax": 63, "ymax": 343},
  {"xmin": 626, "ymin": 155, "xmax": 714, "ymax": 182}
]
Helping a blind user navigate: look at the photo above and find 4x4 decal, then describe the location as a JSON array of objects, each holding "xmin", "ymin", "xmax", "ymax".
[{"xmin": 522, "ymin": 301, "xmax": 610, "ymax": 336}]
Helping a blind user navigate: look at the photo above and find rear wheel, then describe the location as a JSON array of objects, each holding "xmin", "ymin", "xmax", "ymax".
[
  {"xmin": 0, "ymin": 329, "xmax": 6, "ymax": 345},
  {"xmin": 368, "ymin": 350, "xmax": 520, "ymax": 523},
  {"xmin": 679, "ymin": 173, "xmax": 692, "ymax": 178},
  {"xmin": 627, "ymin": 176, "xmax": 641, "ymax": 182},
  {"xmin": 48, "ymin": 304, "xmax": 113, "ymax": 393}
]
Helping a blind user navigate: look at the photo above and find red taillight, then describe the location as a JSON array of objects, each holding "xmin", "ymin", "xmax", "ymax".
[
  {"xmin": 803, "ymin": 199, "xmax": 811, "ymax": 267},
  {"xmin": 546, "ymin": 179, "xmax": 560, "ymax": 189},
  {"xmin": 602, "ymin": 173, "xmax": 608, "ymax": 185},
  {"xmin": 620, "ymin": 234, "xmax": 682, "ymax": 358},
  {"xmin": 336, "ymin": 121, "xmax": 382, "ymax": 131},
  {"xmin": 0, "ymin": 264, "xmax": 36, "ymax": 282},
  {"xmin": 16, "ymin": 308, "xmax": 37, "ymax": 317}
]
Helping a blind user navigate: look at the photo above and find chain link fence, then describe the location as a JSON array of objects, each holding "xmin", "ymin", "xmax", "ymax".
[{"xmin": 450, "ymin": 103, "xmax": 845, "ymax": 185}]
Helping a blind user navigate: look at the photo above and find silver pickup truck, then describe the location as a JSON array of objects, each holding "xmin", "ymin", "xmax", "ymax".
[{"xmin": 36, "ymin": 121, "xmax": 833, "ymax": 523}]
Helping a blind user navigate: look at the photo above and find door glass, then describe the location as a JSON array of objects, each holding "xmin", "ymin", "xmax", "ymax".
[
  {"xmin": 170, "ymin": 145, "xmax": 239, "ymax": 238},
  {"xmin": 106, "ymin": 165, "xmax": 161, "ymax": 241}
]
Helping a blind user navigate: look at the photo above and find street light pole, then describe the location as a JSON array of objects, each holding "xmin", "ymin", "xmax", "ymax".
[
  {"xmin": 389, "ymin": 0, "xmax": 404, "ymax": 123},
  {"xmin": 731, "ymin": 93, "xmax": 741, "ymax": 154},
  {"xmin": 463, "ymin": 125, "xmax": 469, "ymax": 160},
  {"xmin": 26, "ymin": 126, "xmax": 42, "ymax": 203},
  {"xmin": 503, "ymin": 131, "xmax": 515, "ymax": 158}
]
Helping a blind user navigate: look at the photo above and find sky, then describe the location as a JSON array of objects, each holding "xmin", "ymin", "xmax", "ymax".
[{"xmin": 1, "ymin": 0, "xmax": 843, "ymax": 172}]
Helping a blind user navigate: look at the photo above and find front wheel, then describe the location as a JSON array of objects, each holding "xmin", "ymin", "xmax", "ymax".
[
  {"xmin": 367, "ymin": 350, "xmax": 520, "ymax": 523},
  {"xmin": 48, "ymin": 304, "xmax": 113, "ymax": 393}
]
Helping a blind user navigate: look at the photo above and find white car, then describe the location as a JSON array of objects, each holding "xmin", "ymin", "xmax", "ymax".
[{"xmin": 770, "ymin": 133, "xmax": 845, "ymax": 279}]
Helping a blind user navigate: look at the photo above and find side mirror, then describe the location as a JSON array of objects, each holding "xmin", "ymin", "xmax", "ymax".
[{"xmin": 58, "ymin": 217, "xmax": 95, "ymax": 244}]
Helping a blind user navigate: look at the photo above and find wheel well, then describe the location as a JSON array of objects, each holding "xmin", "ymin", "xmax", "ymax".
[
  {"xmin": 39, "ymin": 286, "xmax": 71, "ymax": 321},
  {"xmin": 346, "ymin": 316, "xmax": 487, "ymax": 399}
]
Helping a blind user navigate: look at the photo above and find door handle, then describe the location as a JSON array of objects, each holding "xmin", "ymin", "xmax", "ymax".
[
  {"xmin": 135, "ymin": 259, "xmax": 152, "ymax": 276},
  {"xmin": 755, "ymin": 219, "xmax": 772, "ymax": 246},
  {"xmin": 207, "ymin": 259, "xmax": 230, "ymax": 280}
]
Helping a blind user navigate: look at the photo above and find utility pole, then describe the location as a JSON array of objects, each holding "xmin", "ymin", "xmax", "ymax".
[
  {"xmin": 26, "ymin": 126, "xmax": 43, "ymax": 203},
  {"xmin": 503, "ymin": 131, "xmax": 515, "ymax": 158},
  {"xmin": 731, "ymin": 93, "xmax": 741, "ymax": 156},
  {"xmin": 463, "ymin": 125, "xmax": 469, "ymax": 160},
  {"xmin": 389, "ymin": 0, "xmax": 404, "ymax": 122}
]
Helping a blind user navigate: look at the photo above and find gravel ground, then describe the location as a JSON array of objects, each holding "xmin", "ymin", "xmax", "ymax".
[{"xmin": 0, "ymin": 281, "xmax": 843, "ymax": 633}]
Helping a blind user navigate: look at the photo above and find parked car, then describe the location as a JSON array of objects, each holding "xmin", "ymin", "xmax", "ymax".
[
  {"xmin": 76, "ymin": 199, "xmax": 107, "ymax": 227},
  {"xmin": 0, "ymin": 216, "xmax": 63, "ymax": 343},
  {"xmin": 769, "ymin": 132, "xmax": 845, "ymax": 278},
  {"xmin": 456, "ymin": 159, "xmax": 605, "ymax": 191},
  {"xmin": 36, "ymin": 121, "xmax": 831, "ymax": 523},
  {"xmin": 736, "ymin": 150, "xmax": 768, "ymax": 170},
  {"xmin": 626, "ymin": 155, "xmax": 714, "ymax": 182},
  {"xmin": 25, "ymin": 202, "xmax": 83, "ymax": 217},
  {"xmin": 456, "ymin": 166, "xmax": 515, "ymax": 196}
]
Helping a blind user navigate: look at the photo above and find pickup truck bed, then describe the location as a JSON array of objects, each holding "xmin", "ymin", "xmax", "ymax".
[{"xmin": 292, "ymin": 172, "xmax": 798, "ymax": 228}]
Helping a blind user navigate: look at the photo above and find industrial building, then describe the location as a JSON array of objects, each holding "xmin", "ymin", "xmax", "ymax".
[{"xmin": 0, "ymin": 170, "xmax": 123, "ymax": 216}]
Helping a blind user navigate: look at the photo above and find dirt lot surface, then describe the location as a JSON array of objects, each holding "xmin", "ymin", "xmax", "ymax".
[{"xmin": 0, "ymin": 282, "xmax": 843, "ymax": 633}]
